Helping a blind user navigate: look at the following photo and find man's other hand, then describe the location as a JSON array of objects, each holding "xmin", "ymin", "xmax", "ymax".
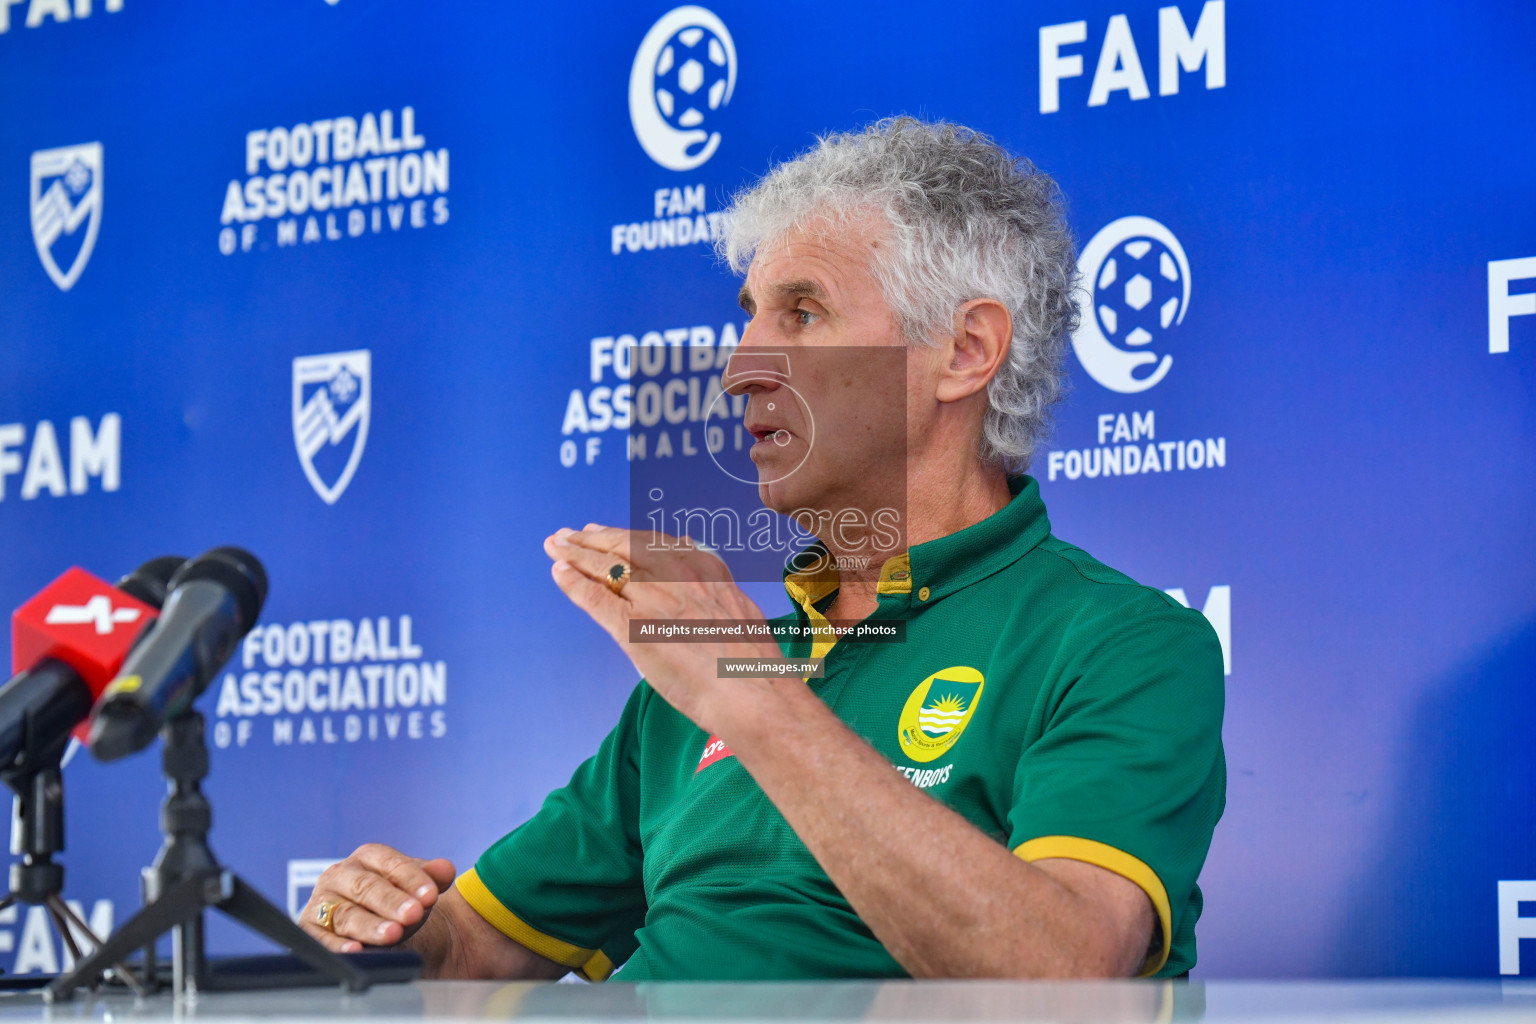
[{"xmin": 299, "ymin": 844, "xmax": 455, "ymax": 953}]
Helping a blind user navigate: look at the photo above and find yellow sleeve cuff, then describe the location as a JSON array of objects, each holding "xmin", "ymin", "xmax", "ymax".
[
  {"xmin": 455, "ymin": 868, "xmax": 616, "ymax": 981},
  {"xmin": 1013, "ymin": 836, "xmax": 1173, "ymax": 977}
]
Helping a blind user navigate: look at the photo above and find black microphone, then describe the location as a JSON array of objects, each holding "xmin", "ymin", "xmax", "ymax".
[
  {"xmin": 88, "ymin": 547, "xmax": 267, "ymax": 763},
  {"xmin": 114, "ymin": 555, "xmax": 188, "ymax": 611},
  {"xmin": 0, "ymin": 557, "xmax": 184, "ymax": 775}
]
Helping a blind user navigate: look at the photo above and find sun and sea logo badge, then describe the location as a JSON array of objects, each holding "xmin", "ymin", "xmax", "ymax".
[{"xmin": 897, "ymin": 666, "xmax": 985, "ymax": 763}]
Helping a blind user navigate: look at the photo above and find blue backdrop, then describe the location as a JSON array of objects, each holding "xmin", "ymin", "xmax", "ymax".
[{"xmin": 1, "ymin": 0, "xmax": 1533, "ymax": 980}]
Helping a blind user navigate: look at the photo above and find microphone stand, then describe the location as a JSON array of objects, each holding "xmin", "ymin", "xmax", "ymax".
[
  {"xmin": 0, "ymin": 744, "xmax": 142, "ymax": 994},
  {"xmin": 46, "ymin": 711, "xmax": 368, "ymax": 1001}
]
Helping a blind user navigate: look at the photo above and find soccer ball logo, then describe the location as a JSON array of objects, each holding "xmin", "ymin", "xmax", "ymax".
[
  {"xmin": 1070, "ymin": 217, "xmax": 1192, "ymax": 394},
  {"xmin": 654, "ymin": 27, "xmax": 730, "ymax": 131},
  {"xmin": 1093, "ymin": 237, "xmax": 1185, "ymax": 350},
  {"xmin": 630, "ymin": 7, "xmax": 737, "ymax": 171}
]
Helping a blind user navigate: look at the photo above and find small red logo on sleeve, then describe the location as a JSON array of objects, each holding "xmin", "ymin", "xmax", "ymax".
[{"xmin": 695, "ymin": 735, "xmax": 734, "ymax": 774}]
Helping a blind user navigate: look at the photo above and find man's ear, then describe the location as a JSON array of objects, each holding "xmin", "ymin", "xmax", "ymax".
[{"xmin": 934, "ymin": 298, "xmax": 1012, "ymax": 404}]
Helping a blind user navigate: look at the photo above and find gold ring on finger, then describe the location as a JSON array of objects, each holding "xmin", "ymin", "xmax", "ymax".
[
  {"xmin": 604, "ymin": 561, "xmax": 633, "ymax": 596},
  {"xmin": 316, "ymin": 900, "xmax": 340, "ymax": 932}
]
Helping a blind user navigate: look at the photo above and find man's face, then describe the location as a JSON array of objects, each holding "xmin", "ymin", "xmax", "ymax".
[{"xmin": 730, "ymin": 215, "xmax": 917, "ymax": 526}]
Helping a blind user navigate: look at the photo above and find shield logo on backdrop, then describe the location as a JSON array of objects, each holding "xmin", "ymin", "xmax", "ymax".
[
  {"xmin": 292, "ymin": 350, "xmax": 371, "ymax": 504},
  {"xmin": 30, "ymin": 142, "xmax": 103, "ymax": 292}
]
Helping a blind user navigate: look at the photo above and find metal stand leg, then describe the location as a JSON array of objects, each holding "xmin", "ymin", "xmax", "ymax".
[
  {"xmin": 45, "ymin": 898, "xmax": 85, "ymax": 964},
  {"xmin": 46, "ymin": 875, "xmax": 206, "ymax": 1000},
  {"xmin": 140, "ymin": 867, "xmax": 159, "ymax": 993},
  {"xmin": 47, "ymin": 894, "xmax": 145, "ymax": 996}
]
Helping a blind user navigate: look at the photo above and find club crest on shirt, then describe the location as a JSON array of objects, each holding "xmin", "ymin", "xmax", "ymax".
[{"xmin": 897, "ymin": 666, "xmax": 984, "ymax": 763}]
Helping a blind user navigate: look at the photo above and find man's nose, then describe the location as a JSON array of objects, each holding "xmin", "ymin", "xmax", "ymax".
[{"xmin": 722, "ymin": 349, "xmax": 790, "ymax": 397}]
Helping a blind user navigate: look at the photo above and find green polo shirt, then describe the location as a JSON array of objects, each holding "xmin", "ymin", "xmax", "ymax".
[{"xmin": 459, "ymin": 476, "xmax": 1226, "ymax": 980}]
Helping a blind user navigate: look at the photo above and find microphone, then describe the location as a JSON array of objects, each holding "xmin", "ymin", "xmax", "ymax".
[
  {"xmin": 0, "ymin": 558, "xmax": 185, "ymax": 774},
  {"xmin": 89, "ymin": 547, "xmax": 267, "ymax": 762},
  {"xmin": 113, "ymin": 556, "xmax": 187, "ymax": 611}
]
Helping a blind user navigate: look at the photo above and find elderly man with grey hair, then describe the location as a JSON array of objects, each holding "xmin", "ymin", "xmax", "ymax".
[{"xmin": 301, "ymin": 118, "xmax": 1226, "ymax": 981}]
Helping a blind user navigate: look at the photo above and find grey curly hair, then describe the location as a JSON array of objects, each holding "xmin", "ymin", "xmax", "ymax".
[{"xmin": 720, "ymin": 117, "xmax": 1079, "ymax": 472}]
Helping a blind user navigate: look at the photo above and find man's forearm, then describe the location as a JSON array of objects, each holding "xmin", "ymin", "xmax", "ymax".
[
  {"xmin": 405, "ymin": 888, "xmax": 568, "ymax": 980},
  {"xmin": 404, "ymin": 899, "xmax": 462, "ymax": 978},
  {"xmin": 714, "ymin": 679, "xmax": 1145, "ymax": 978}
]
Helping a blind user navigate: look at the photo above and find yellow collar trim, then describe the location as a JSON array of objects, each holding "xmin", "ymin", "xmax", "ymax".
[
  {"xmin": 784, "ymin": 552, "xmax": 916, "ymax": 662},
  {"xmin": 784, "ymin": 562, "xmax": 839, "ymax": 661},
  {"xmin": 783, "ymin": 565, "xmax": 838, "ymax": 612},
  {"xmin": 785, "ymin": 552, "xmax": 915, "ymax": 608}
]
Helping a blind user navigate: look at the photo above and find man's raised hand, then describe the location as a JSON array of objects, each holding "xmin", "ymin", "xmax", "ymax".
[
  {"xmin": 544, "ymin": 525, "xmax": 783, "ymax": 734},
  {"xmin": 299, "ymin": 844, "xmax": 455, "ymax": 953}
]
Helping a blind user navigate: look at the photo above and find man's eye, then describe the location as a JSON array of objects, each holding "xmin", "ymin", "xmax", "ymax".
[{"xmin": 796, "ymin": 309, "xmax": 818, "ymax": 327}]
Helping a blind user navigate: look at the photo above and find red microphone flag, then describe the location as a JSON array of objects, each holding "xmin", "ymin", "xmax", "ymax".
[{"xmin": 11, "ymin": 568, "xmax": 160, "ymax": 736}]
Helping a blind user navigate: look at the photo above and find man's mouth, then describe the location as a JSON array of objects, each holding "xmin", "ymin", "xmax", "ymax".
[
  {"xmin": 743, "ymin": 391, "xmax": 802, "ymax": 451},
  {"xmin": 745, "ymin": 419, "xmax": 794, "ymax": 447}
]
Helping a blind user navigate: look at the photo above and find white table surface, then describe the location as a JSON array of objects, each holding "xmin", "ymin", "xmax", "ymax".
[{"xmin": 0, "ymin": 979, "xmax": 1533, "ymax": 1024}]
